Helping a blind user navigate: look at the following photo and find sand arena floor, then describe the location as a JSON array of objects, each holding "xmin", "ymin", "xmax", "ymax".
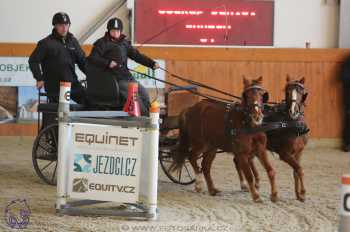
[{"xmin": 0, "ymin": 137, "xmax": 348, "ymax": 232}]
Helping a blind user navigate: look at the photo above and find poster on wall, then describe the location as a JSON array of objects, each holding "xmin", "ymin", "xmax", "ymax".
[
  {"xmin": 128, "ymin": 59, "xmax": 165, "ymax": 88},
  {"xmin": 17, "ymin": 86, "xmax": 43, "ymax": 123},
  {"xmin": 0, "ymin": 86, "xmax": 17, "ymax": 124},
  {"xmin": 0, "ymin": 56, "xmax": 86, "ymax": 86},
  {"xmin": 0, "ymin": 57, "xmax": 35, "ymax": 86}
]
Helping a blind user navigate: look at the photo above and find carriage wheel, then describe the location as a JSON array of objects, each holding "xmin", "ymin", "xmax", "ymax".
[
  {"xmin": 32, "ymin": 124, "xmax": 58, "ymax": 185},
  {"xmin": 159, "ymin": 145, "xmax": 196, "ymax": 185}
]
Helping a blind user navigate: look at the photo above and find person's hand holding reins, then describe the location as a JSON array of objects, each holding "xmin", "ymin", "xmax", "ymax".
[
  {"xmin": 109, "ymin": 60, "xmax": 118, "ymax": 69},
  {"xmin": 153, "ymin": 62, "xmax": 160, "ymax": 69}
]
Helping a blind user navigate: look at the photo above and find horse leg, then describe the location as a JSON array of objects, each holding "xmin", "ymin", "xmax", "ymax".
[
  {"xmin": 258, "ymin": 151, "xmax": 278, "ymax": 202},
  {"xmin": 190, "ymin": 157, "xmax": 204, "ymax": 193},
  {"xmin": 188, "ymin": 147, "xmax": 205, "ymax": 193},
  {"xmin": 238, "ymin": 155, "xmax": 261, "ymax": 202},
  {"xmin": 296, "ymin": 151, "xmax": 306, "ymax": 201},
  {"xmin": 279, "ymin": 152, "xmax": 304, "ymax": 202},
  {"xmin": 202, "ymin": 149, "xmax": 220, "ymax": 196},
  {"xmin": 249, "ymin": 158, "xmax": 260, "ymax": 190},
  {"xmin": 233, "ymin": 156, "xmax": 248, "ymax": 191}
]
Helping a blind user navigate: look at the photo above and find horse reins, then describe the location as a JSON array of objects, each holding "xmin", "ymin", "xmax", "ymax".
[
  {"xmin": 129, "ymin": 67, "xmax": 280, "ymax": 105},
  {"xmin": 159, "ymin": 67, "xmax": 280, "ymax": 105},
  {"xmin": 159, "ymin": 67, "xmax": 242, "ymax": 100},
  {"xmin": 242, "ymin": 85, "xmax": 267, "ymax": 110},
  {"xmin": 128, "ymin": 69, "xmax": 234, "ymax": 103}
]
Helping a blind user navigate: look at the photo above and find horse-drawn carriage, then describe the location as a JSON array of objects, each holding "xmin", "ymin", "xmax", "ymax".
[
  {"xmin": 32, "ymin": 65, "xmax": 197, "ymax": 186},
  {"xmin": 32, "ymin": 65, "xmax": 309, "ymax": 203}
]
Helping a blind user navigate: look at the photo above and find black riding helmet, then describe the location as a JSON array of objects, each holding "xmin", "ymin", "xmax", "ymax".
[
  {"xmin": 52, "ymin": 12, "xmax": 71, "ymax": 25},
  {"xmin": 107, "ymin": 17, "xmax": 123, "ymax": 32}
]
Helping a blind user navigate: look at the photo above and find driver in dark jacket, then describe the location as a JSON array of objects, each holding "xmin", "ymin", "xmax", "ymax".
[
  {"xmin": 29, "ymin": 12, "xmax": 87, "ymax": 104},
  {"xmin": 87, "ymin": 17, "xmax": 159, "ymax": 116}
]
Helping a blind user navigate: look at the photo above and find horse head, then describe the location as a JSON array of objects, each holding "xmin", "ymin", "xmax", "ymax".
[
  {"xmin": 285, "ymin": 75, "xmax": 307, "ymax": 120},
  {"xmin": 242, "ymin": 76, "xmax": 269, "ymax": 127}
]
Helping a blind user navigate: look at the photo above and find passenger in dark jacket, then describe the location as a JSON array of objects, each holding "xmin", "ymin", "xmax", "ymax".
[
  {"xmin": 29, "ymin": 12, "xmax": 87, "ymax": 104},
  {"xmin": 87, "ymin": 17, "xmax": 159, "ymax": 116},
  {"xmin": 340, "ymin": 55, "xmax": 350, "ymax": 151}
]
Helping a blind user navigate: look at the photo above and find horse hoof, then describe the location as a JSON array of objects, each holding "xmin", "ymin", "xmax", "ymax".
[
  {"xmin": 270, "ymin": 193, "xmax": 279, "ymax": 203},
  {"xmin": 297, "ymin": 190, "xmax": 306, "ymax": 202},
  {"xmin": 253, "ymin": 196, "xmax": 263, "ymax": 203},
  {"xmin": 241, "ymin": 184, "xmax": 249, "ymax": 192},
  {"xmin": 195, "ymin": 183, "xmax": 204, "ymax": 193},
  {"xmin": 209, "ymin": 188, "xmax": 221, "ymax": 196}
]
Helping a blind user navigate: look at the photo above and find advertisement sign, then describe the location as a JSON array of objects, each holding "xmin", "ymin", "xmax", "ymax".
[
  {"xmin": 67, "ymin": 123, "xmax": 143, "ymax": 203},
  {"xmin": 0, "ymin": 57, "xmax": 35, "ymax": 86},
  {"xmin": 128, "ymin": 59, "xmax": 165, "ymax": 88},
  {"xmin": 0, "ymin": 86, "xmax": 17, "ymax": 124},
  {"xmin": 17, "ymin": 86, "xmax": 41, "ymax": 122}
]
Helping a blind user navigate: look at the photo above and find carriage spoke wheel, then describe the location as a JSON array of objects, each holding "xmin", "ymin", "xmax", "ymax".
[
  {"xmin": 159, "ymin": 147, "xmax": 196, "ymax": 185},
  {"xmin": 32, "ymin": 124, "xmax": 58, "ymax": 185}
]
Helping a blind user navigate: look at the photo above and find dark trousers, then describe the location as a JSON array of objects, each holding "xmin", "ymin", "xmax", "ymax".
[
  {"xmin": 118, "ymin": 80, "xmax": 150, "ymax": 116},
  {"xmin": 343, "ymin": 85, "xmax": 350, "ymax": 145}
]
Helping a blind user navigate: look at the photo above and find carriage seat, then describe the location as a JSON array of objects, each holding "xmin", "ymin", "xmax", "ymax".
[{"xmin": 85, "ymin": 62, "xmax": 122, "ymax": 110}]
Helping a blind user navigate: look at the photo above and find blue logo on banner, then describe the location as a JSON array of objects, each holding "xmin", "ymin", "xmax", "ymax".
[{"xmin": 74, "ymin": 154, "xmax": 92, "ymax": 173}]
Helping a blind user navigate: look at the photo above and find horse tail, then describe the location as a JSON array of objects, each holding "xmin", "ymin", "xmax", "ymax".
[{"xmin": 171, "ymin": 110, "xmax": 191, "ymax": 171}]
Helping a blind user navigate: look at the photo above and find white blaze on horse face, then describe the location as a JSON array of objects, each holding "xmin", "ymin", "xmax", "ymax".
[
  {"xmin": 291, "ymin": 89, "xmax": 297, "ymax": 116},
  {"xmin": 252, "ymin": 100, "xmax": 263, "ymax": 125},
  {"xmin": 254, "ymin": 101, "xmax": 259, "ymax": 113}
]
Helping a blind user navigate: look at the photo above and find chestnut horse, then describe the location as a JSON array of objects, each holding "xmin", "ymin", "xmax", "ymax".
[
  {"xmin": 172, "ymin": 77, "xmax": 278, "ymax": 202},
  {"xmin": 235, "ymin": 76, "xmax": 309, "ymax": 201}
]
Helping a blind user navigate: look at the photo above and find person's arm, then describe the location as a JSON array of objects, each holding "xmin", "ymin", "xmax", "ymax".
[
  {"xmin": 87, "ymin": 40, "xmax": 112, "ymax": 69},
  {"xmin": 28, "ymin": 40, "xmax": 47, "ymax": 81},
  {"xmin": 72, "ymin": 38, "xmax": 87, "ymax": 74},
  {"xmin": 127, "ymin": 42, "xmax": 156, "ymax": 69}
]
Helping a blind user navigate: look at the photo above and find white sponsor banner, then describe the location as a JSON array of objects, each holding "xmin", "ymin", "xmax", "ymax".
[
  {"xmin": 0, "ymin": 57, "xmax": 86, "ymax": 86},
  {"xmin": 67, "ymin": 123, "xmax": 143, "ymax": 203},
  {"xmin": 128, "ymin": 59, "xmax": 165, "ymax": 88},
  {"xmin": 0, "ymin": 57, "xmax": 35, "ymax": 86}
]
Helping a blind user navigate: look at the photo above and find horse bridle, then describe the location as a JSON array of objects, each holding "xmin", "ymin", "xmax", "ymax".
[
  {"xmin": 243, "ymin": 85, "xmax": 268, "ymax": 109},
  {"xmin": 285, "ymin": 82, "xmax": 307, "ymax": 119},
  {"xmin": 242, "ymin": 85, "xmax": 269, "ymax": 122}
]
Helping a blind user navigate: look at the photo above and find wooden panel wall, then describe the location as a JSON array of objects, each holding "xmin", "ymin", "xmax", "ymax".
[
  {"xmin": 0, "ymin": 43, "xmax": 349, "ymax": 138},
  {"xmin": 0, "ymin": 123, "xmax": 37, "ymax": 136},
  {"xmin": 163, "ymin": 60, "xmax": 343, "ymax": 138},
  {"xmin": 141, "ymin": 47, "xmax": 350, "ymax": 138}
]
